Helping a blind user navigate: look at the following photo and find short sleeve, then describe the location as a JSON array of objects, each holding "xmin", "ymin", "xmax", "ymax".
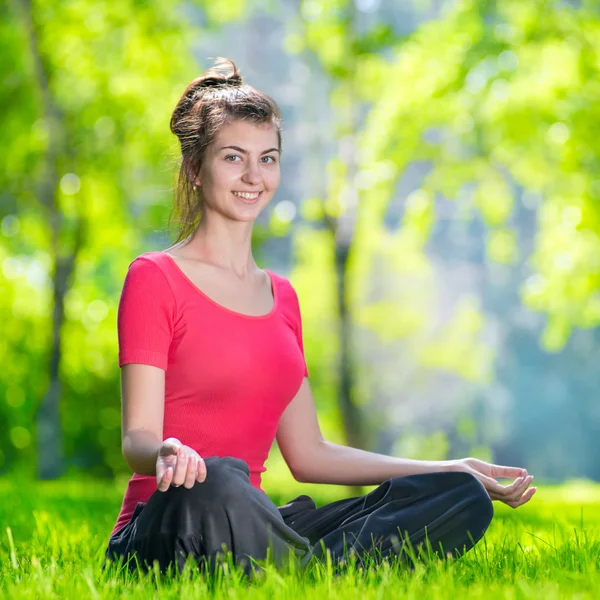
[
  {"xmin": 117, "ymin": 257, "xmax": 176, "ymax": 370},
  {"xmin": 289, "ymin": 283, "xmax": 309, "ymax": 378}
]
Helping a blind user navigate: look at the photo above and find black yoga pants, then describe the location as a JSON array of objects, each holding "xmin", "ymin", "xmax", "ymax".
[{"xmin": 104, "ymin": 456, "xmax": 493, "ymax": 577}]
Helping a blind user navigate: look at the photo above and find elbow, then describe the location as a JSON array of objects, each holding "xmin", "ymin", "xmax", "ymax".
[
  {"xmin": 121, "ymin": 450, "xmax": 156, "ymax": 477},
  {"xmin": 121, "ymin": 433, "xmax": 160, "ymax": 477},
  {"xmin": 288, "ymin": 452, "xmax": 321, "ymax": 484},
  {"xmin": 286, "ymin": 456, "xmax": 311, "ymax": 483},
  {"xmin": 120, "ymin": 446, "xmax": 137, "ymax": 474},
  {"xmin": 288, "ymin": 440, "xmax": 326, "ymax": 483},
  {"xmin": 290, "ymin": 467, "xmax": 309, "ymax": 483}
]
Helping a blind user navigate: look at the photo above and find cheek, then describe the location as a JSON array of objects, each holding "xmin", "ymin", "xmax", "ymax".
[
  {"xmin": 208, "ymin": 165, "xmax": 237, "ymax": 190},
  {"xmin": 266, "ymin": 167, "xmax": 280, "ymax": 191}
]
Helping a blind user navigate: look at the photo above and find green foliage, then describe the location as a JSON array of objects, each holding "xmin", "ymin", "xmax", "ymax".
[
  {"xmin": 322, "ymin": 0, "xmax": 600, "ymax": 352},
  {"xmin": 291, "ymin": 0, "xmax": 497, "ymax": 447},
  {"xmin": 0, "ymin": 0, "xmax": 248, "ymax": 473},
  {"xmin": 290, "ymin": 228, "xmax": 344, "ymax": 443},
  {"xmin": 381, "ymin": 0, "xmax": 600, "ymax": 349},
  {"xmin": 288, "ymin": 0, "xmax": 600, "ymax": 468},
  {"xmin": 2, "ymin": 0, "xmax": 599, "ymax": 480}
]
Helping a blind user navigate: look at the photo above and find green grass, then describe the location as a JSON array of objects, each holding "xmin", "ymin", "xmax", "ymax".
[{"xmin": 2, "ymin": 474, "xmax": 600, "ymax": 599}]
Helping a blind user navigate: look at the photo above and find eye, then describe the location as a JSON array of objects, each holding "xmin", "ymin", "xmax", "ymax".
[
  {"xmin": 225, "ymin": 154, "xmax": 241, "ymax": 162},
  {"xmin": 261, "ymin": 156, "xmax": 277, "ymax": 164}
]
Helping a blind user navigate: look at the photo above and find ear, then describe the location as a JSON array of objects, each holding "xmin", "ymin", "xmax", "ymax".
[{"xmin": 184, "ymin": 164, "xmax": 202, "ymax": 189}]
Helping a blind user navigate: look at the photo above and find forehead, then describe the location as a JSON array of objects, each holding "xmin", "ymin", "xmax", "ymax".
[{"xmin": 212, "ymin": 119, "xmax": 279, "ymax": 148}]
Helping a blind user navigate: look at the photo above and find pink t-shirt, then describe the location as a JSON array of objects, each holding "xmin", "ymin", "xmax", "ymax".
[{"xmin": 110, "ymin": 251, "xmax": 308, "ymax": 536}]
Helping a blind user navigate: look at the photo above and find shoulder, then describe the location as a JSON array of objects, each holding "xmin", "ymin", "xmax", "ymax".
[
  {"xmin": 266, "ymin": 269, "xmax": 302, "ymax": 309},
  {"xmin": 125, "ymin": 252, "xmax": 175, "ymax": 283},
  {"xmin": 127, "ymin": 251, "xmax": 171, "ymax": 271},
  {"xmin": 266, "ymin": 268, "xmax": 294, "ymax": 291},
  {"xmin": 121, "ymin": 252, "xmax": 177, "ymax": 303}
]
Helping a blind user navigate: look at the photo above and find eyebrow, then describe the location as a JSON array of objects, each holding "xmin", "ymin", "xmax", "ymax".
[{"xmin": 220, "ymin": 145, "xmax": 280, "ymax": 155}]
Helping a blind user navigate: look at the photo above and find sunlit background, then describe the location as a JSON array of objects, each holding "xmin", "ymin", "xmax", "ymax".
[{"xmin": 1, "ymin": 0, "xmax": 599, "ymax": 491}]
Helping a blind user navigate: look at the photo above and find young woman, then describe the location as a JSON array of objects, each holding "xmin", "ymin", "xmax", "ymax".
[{"xmin": 104, "ymin": 57, "xmax": 536, "ymax": 577}]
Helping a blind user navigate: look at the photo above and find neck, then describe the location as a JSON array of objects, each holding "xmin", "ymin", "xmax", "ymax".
[{"xmin": 185, "ymin": 212, "xmax": 257, "ymax": 278}]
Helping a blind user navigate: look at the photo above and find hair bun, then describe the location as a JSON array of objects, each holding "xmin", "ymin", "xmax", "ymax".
[
  {"xmin": 195, "ymin": 74, "xmax": 242, "ymax": 89},
  {"xmin": 170, "ymin": 58, "xmax": 244, "ymax": 136},
  {"xmin": 189, "ymin": 57, "xmax": 243, "ymax": 94}
]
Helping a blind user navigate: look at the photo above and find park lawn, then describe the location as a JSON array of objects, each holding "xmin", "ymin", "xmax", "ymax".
[{"xmin": 1, "ymin": 470, "xmax": 600, "ymax": 599}]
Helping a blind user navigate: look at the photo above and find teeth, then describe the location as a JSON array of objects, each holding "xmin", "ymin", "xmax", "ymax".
[{"xmin": 233, "ymin": 191, "xmax": 260, "ymax": 200}]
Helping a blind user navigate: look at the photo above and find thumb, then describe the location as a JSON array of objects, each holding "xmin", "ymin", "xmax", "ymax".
[{"xmin": 160, "ymin": 437, "xmax": 182, "ymax": 456}]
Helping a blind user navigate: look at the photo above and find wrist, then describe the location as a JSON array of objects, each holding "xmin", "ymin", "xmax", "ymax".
[{"xmin": 440, "ymin": 459, "xmax": 462, "ymax": 473}]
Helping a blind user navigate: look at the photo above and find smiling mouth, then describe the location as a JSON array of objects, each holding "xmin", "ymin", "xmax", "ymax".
[{"xmin": 232, "ymin": 191, "xmax": 263, "ymax": 202}]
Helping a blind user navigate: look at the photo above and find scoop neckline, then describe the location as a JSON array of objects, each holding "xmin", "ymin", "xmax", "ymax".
[{"xmin": 158, "ymin": 251, "xmax": 278, "ymax": 320}]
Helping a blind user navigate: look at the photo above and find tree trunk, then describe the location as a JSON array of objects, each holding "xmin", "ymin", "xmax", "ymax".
[
  {"xmin": 37, "ymin": 254, "xmax": 81, "ymax": 479},
  {"xmin": 331, "ymin": 5, "xmax": 368, "ymax": 493},
  {"xmin": 334, "ymin": 241, "xmax": 365, "ymax": 451},
  {"xmin": 18, "ymin": 0, "xmax": 85, "ymax": 479}
]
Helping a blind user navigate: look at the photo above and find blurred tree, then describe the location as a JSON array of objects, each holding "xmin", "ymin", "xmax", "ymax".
[
  {"xmin": 1, "ymin": 0, "xmax": 247, "ymax": 478},
  {"xmin": 12, "ymin": 0, "xmax": 87, "ymax": 480},
  {"xmin": 2, "ymin": 0, "xmax": 599, "ymax": 483},
  {"xmin": 356, "ymin": 0, "xmax": 600, "ymax": 349},
  {"xmin": 288, "ymin": 0, "xmax": 403, "ymax": 460},
  {"xmin": 289, "ymin": 1, "xmax": 490, "ymax": 463},
  {"xmin": 289, "ymin": 0, "xmax": 600, "ymax": 469}
]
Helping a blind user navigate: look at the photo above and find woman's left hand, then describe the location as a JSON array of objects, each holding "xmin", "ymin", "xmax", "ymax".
[{"xmin": 448, "ymin": 457, "xmax": 537, "ymax": 509}]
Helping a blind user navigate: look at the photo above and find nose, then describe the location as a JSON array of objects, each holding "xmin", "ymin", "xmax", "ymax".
[{"xmin": 241, "ymin": 160, "xmax": 262, "ymax": 186}]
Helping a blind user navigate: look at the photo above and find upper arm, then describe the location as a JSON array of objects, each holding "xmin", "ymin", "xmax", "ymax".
[
  {"xmin": 288, "ymin": 282, "xmax": 309, "ymax": 378},
  {"xmin": 121, "ymin": 364, "xmax": 165, "ymax": 450},
  {"xmin": 117, "ymin": 256, "xmax": 176, "ymax": 454},
  {"xmin": 117, "ymin": 257, "xmax": 175, "ymax": 371},
  {"xmin": 276, "ymin": 377, "xmax": 325, "ymax": 480}
]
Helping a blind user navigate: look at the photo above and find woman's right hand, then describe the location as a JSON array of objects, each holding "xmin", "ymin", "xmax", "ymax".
[{"xmin": 156, "ymin": 437, "xmax": 207, "ymax": 492}]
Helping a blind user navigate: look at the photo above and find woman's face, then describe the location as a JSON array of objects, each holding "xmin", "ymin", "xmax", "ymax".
[{"xmin": 196, "ymin": 119, "xmax": 280, "ymax": 223}]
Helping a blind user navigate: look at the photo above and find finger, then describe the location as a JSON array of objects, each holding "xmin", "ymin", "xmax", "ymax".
[
  {"xmin": 184, "ymin": 456, "xmax": 199, "ymax": 489},
  {"xmin": 496, "ymin": 485, "xmax": 537, "ymax": 508},
  {"xmin": 161, "ymin": 438, "xmax": 182, "ymax": 457},
  {"xmin": 196, "ymin": 457, "xmax": 207, "ymax": 483},
  {"xmin": 511, "ymin": 475, "xmax": 533, "ymax": 501},
  {"xmin": 511, "ymin": 486, "xmax": 537, "ymax": 509},
  {"xmin": 472, "ymin": 471, "xmax": 514, "ymax": 495},
  {"xmin": 504, "ymin": 476, "xmax": 534, "ymax": 503},
  {"xmin": 158, "ymin": 466, "xmax": 173, "ymax": 492},
  {"xmin": 492, "ymin": 473, "xmax": 533, "ymax": 498},
  {"xmin": 488, "ymin": 485, "xmax": 528, "ymax": 505},
  {"xmin": 501, "ymin": 476, "xmax": 526, "ymax": 498},
  {"xmin": 171, "ymin": 449, "xmax": 190, "ymax": 486}
]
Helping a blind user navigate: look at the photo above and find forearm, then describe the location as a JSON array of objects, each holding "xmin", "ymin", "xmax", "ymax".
[
  {"xmin": 294, "ymin": 440, "xmax": 452, "ymax": 486},
  {"xmin": 122, "ymin": 428, "xmax": 162, "ymax": 476}
]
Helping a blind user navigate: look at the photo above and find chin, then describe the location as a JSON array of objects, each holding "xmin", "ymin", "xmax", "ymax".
[
  {"xmin": 229, "ymin": 209, "xmax": 262, "ymax": 222},
  {"xmin": 230, "ymin": 201, "xmax": 270, "ymax": 220}
]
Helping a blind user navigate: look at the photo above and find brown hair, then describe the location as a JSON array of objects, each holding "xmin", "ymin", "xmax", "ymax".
[{"xmin": 168, "ymin": 57, "xmax": 282, "ymax": 243}]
